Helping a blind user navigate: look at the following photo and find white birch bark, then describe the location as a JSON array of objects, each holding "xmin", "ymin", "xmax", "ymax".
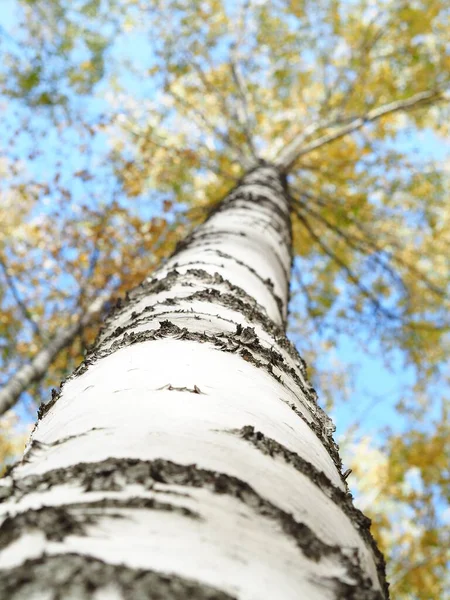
[{"xmin": 0, "ymin": 165, "xmax": 389, "ymax": 599}]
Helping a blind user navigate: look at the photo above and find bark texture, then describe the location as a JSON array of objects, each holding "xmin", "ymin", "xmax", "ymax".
[{"xmin": 0, "ymin": 165, "xmax": 388, "ymax": 599}]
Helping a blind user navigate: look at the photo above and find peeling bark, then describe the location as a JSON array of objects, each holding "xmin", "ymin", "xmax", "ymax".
[{"xmin": 0, "ymin": 165, "xmax": 388, "ymax": 599}]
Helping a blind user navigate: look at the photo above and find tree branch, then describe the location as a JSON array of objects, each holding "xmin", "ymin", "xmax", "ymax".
[
  {"xmin": 229, "ymin": 59, "xmax": 258, "ymax": 160},
  {"xmin": 274, "ymin": 89, "xmax": 448, "ymax": 171}
]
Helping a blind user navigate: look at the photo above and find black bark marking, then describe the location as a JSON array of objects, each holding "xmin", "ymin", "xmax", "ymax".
[
  {"xmin": 37, "ymin": 387, "xmax": 59, "ymax": 420},
  {"xmin": 202, "ymin": 249, "xmax": 286, "ymax": 318},
  {"xmin": 210, "ymin": 185, "xmax": 291, "ymax": 233},
  {"xmin": 156, "ymin": 384, "xmax": 205, "ymax": 394},
  {"xmin": 279, "ymin": 398, "xmax": 342, "ymax": 471},
  {"xmin": 154, "ymin": 270, "xmax": 304, "ymax": 374},
  {"xmin": 173, "ymin": 228, "xmax": 291, "ymax": 288},
  {"xmin": 0, "ymin": 553, "xmax": 237, "ymax": 600},
  {"xmin": 0, "ymin": 505, "xmax": 95, "ymax": 550},
  {"xmin": 98, "ymin": 291, "xmax": 270, "ymax": 351},
  {"xmin": 0, "ymin": 496, "xmax": 201, "ymax": 551},
  {"xmin": 98, "ymin": 289, "xmax": 268, "ymax": 349},
  {"xmin": 204, "ymin": 204, "xmax": 289, "ymax": 240},
  {"xmin": 104, "ymin": 321, "xmax": 304, "ymax": 400},
  {"xmin": 106, "ymin": 309, "xmax": 238, "ymax": 336},
  {"xmin": 232, "ymin": 425, "xmax": 386, "ymax": 588},
  {"xmin": 233, "ymin": 324, "xmax": 257, "ymax": 345},
  {"xmin": 23, "ymin": 427, "xmax": 107, "ymax": 460},
  {"xmin": 205, "ymin": 178, "xmax": 290, "ymax": 223},
  {"xmin": 99, "ymin": 267, "xmax": 276, "ymax": 333},
  {"xmin": 0, "ymin": 457, "xmax": 388, "ymax": 599},
  {"xmin": 329, "ymin": 577, "xmax": 387, "ymax": 600}
]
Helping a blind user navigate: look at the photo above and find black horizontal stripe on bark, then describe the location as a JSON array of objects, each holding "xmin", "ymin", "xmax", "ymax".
[
  {"xmin": 98, "ymin": 290, "xmax": 290, "ymax": 367},
  {"xmin": 203, "ymin": 248, "xmax": 287, "ymax": 311},
  {"xmin": 0, "ymin": 496, "xmax": 200, "ymax": 551},
  {"xmin": 45, "ymin": 321, "xmax": 331, "ymax": 445},
  {"xmin": 101, "ymin": 309, "xmax": 269, "ymax": 351},
  {"xmin": 172, "ymin": 257, "xmax": 285, "ymax": 317},
  {"xmin": 182, "ymin": 232, "xmax": 290, "ymax": 294},
  {"xmin": 100, "ymin": 267, "xmax": 282, "ymax": 334},
  {"xmin": 198, "ymin": 174, "xmax": 290, "ymax": 224},
  {"xmin": 0, "ymin": 457, "xmax": 385, "ymax": 599},
  {"xmin": 35, "ymin": 321, "xmax": 337, "ymax": 468},
  {"xmin": 199, "ymin": 204, "xmax": 289, "ymax": 233},
  {"xmin": 97, "ymin": 280, "xmax": 274, "ymax": 349},
  {"xmin": 0, "ymin": 553, "xmax": 237, "ymax": 600},
  {"xmin": 210, "ymin": 185, "xmax": 291, "ymax": 232},
  {"xmin": 231, "ymin": 425, "xmax": 386, "ymax": 587},
  {"xmin": 98, "ymin": 263, "xmax": 307, "ymax": 388},
  {"xmin": 93, "ymin": 321, "xmax": 313, "ymax": 404},
  {"xmin": 173, "ymin": 229, "xmax": 291, "ymax": 286},
  {"xmin": 203, "ymin": 204, "xmax": 290, "ymax": 241},
  {"xmin": 19, "ymin": 428, "xmax": 107, "ymax": 462}
]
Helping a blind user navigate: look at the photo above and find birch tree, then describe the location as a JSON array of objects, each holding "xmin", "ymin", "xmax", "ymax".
[
  {"xmin": 0, "ymin": 163, "xmax": 390, "ymax": 598},
  {"xmin": 0, "ymin": 1, "xmax": 449, "ymax": 598}
]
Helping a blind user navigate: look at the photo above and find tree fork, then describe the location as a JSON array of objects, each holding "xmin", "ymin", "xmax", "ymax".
[{"xmin": 0, "ymin": 165, "xmax": 389, "ymax": 599}]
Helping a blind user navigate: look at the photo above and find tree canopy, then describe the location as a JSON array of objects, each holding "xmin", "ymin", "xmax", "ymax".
[{"xmin": 0, "ymin": 1, "xmax": 449, "ymax": 598}]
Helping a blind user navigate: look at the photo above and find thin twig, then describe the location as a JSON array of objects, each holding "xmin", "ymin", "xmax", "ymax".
[
  {"xmin": 0, "ymin": 255, "xmax": 43, "ymax": 340},
  {"xmin": 186, "ymin": 55, "xmax": 251, "ymax": 154},
  {"xmin": 128, "ymin": 127, "xmax": 240, "ymax": 182},
  {"xmin": 389, "ymin": 549, "xmax": 447, "ymax": 590},
  {"xmin": 291, "ymin": 202, "xmax": 401, "ymax": 322},
  {"xmin": 292, "ymin": 260, "xmax": 324, "ymax": 335},
  {"xmin": 165, "ymin": 74, "xmax": 251, "ymax": 167},
  {"xmin": 291, "ymin": 192, "xmax": 410, "ymax": 301},
  {"xmin": 294, "ymin": 188, "xmax": 447, "ymax": 298}
]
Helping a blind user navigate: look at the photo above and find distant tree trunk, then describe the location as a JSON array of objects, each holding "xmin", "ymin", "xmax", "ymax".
[
  {"xmin": 0, "ymin": 294, "xmax": 109, "ymax": 417},
  {"xmin": 0, "ymin": 165, "xmax": 388, "ymax": 599}
]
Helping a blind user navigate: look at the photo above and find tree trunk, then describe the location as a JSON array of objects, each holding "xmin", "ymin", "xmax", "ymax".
[{"xmin": 0, "ymin": 165, "xmax": 388, "ymax": 599}]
